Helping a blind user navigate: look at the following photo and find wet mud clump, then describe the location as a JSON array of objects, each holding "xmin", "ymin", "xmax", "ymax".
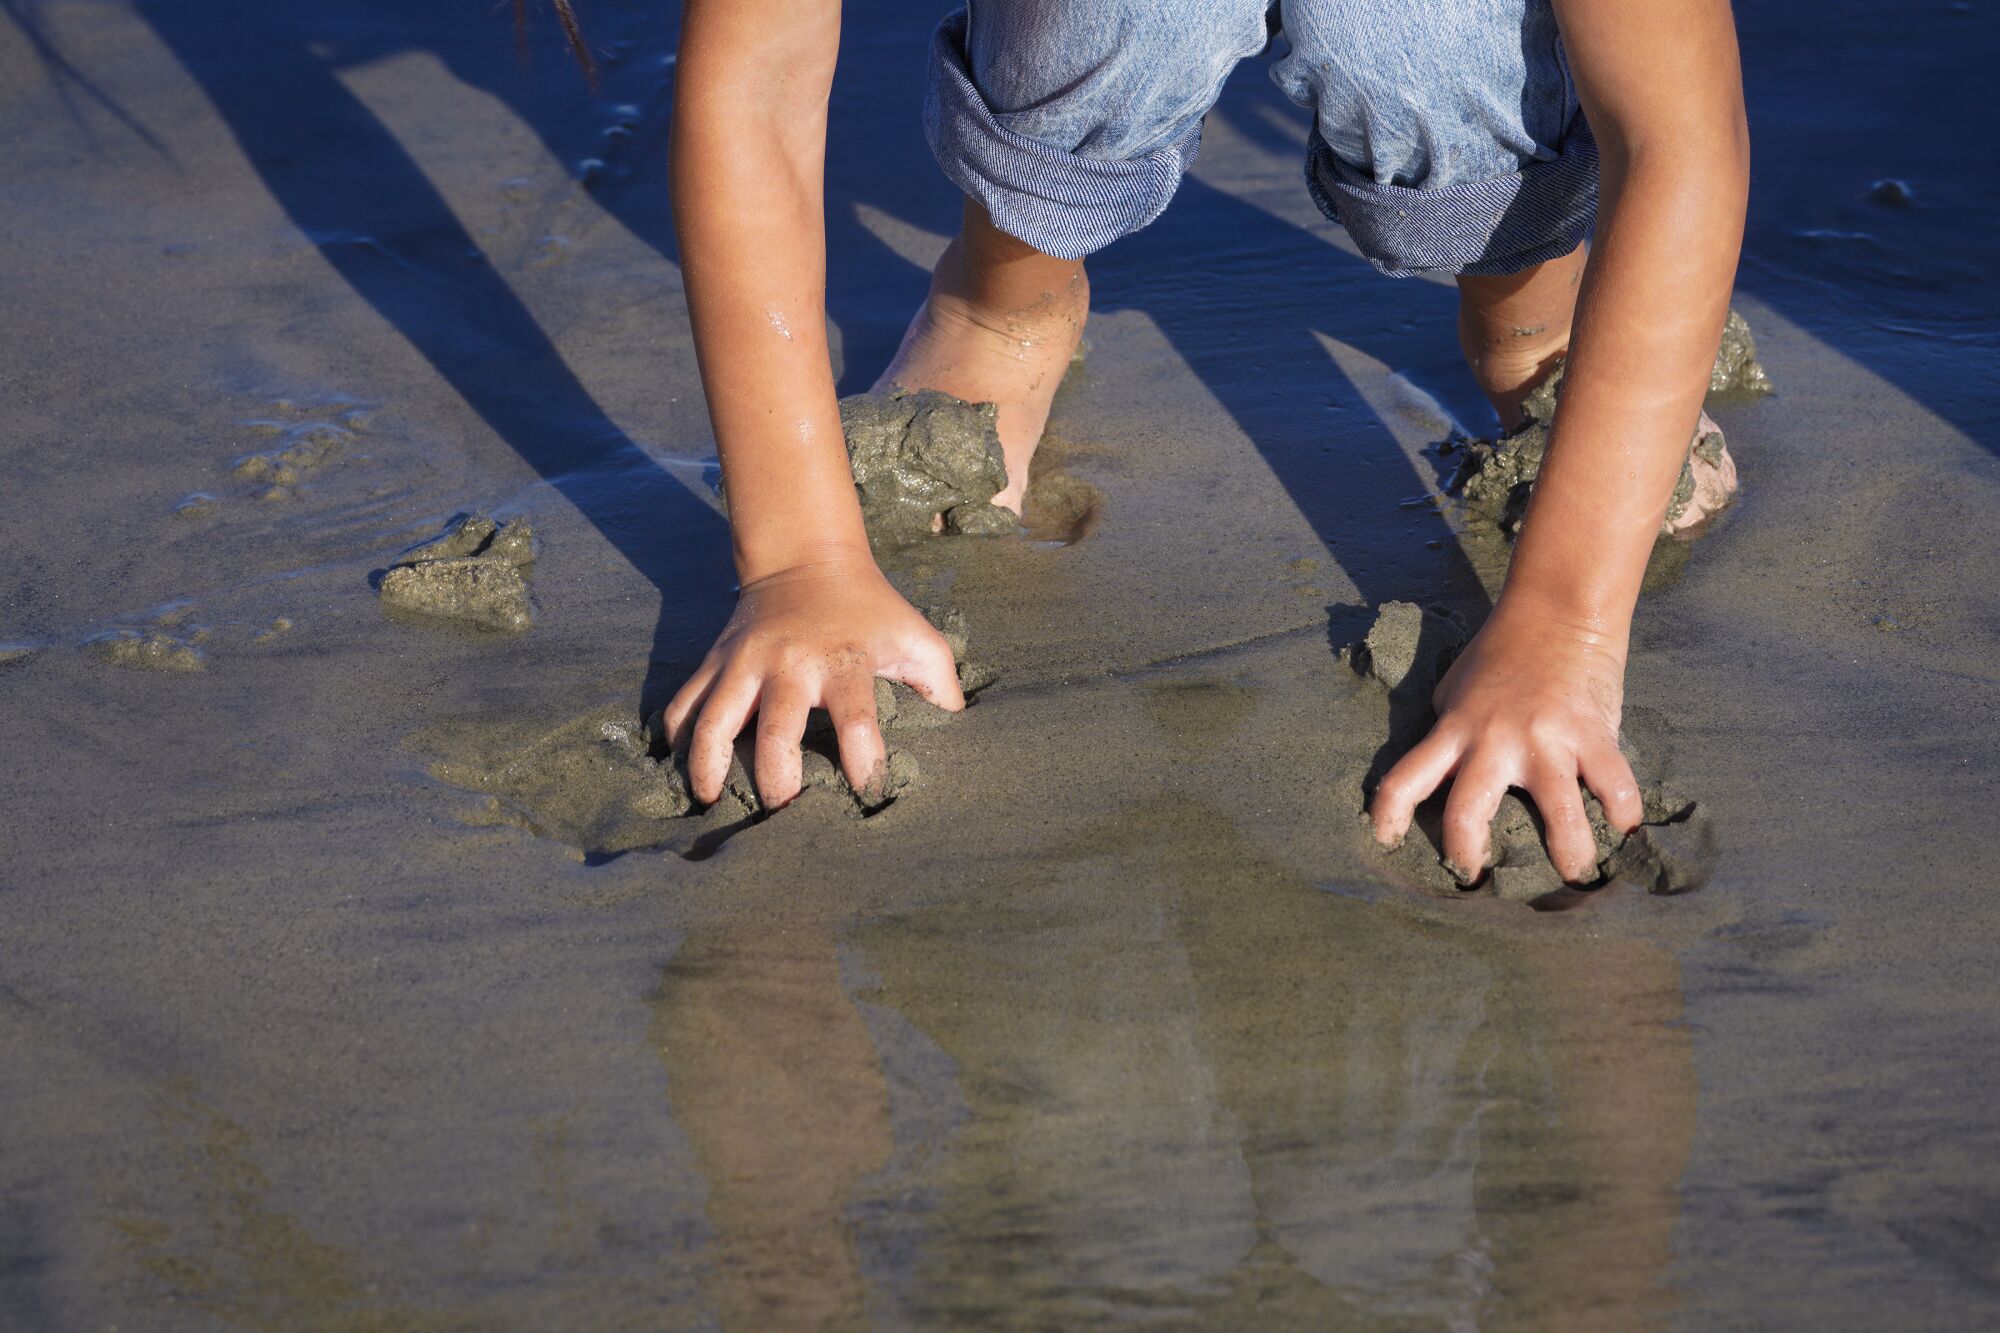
[
  {"xmin": 1352, "ymin": 601, "xmax": 1716, "ymax": 906},
  {"xmin": 1450, "ymin": 308, "xmax": 1769, "ymax": 548},
  {"xmin": 721, "ymin": 743, "xmax": 921, "ymax": 820},
  {"xmin": 421, "ymin": 604, "xmax": 992, "ymax": 856},
  {"xmin": 378, "ymin": 515, "xmax": 536, "ymax": 633},
  {"xmin": 839, "ymin": 388, "xmax": 1013, "ymax": 546},
  {"xmin": 1710, "ymin": 309, "xmax": 1773, "ymax": 397},
  {"xmin": 432, "ymin": 705, "xmax": 696, "ymax": 856},
  {"xmin": 1351, "ymin": 600, "xmax": 1466, "ymax": 694}
]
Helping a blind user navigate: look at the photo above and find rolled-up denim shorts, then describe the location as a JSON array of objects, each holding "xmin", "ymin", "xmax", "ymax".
[{"xmin": 924, "ymin": 0, "xmax": 1596, "ymax": 276}]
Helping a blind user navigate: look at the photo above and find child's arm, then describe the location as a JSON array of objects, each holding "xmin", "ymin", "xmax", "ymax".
[
  {"xmin": 662, "ymin": 0, "xmax": 965, "ymax": 809},
  {"xmin": 1371, "ymin": 0, "xmax": 1749, "ymax": 880}
]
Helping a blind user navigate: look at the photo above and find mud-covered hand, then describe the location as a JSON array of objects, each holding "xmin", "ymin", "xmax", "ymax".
[
  {"xmin": 663, "ymin": 557, "xmax": 964, "ymax": 809},
  {"xmin": 1368, "ymin": 604, "xmax": 1643, "ymax": 883}
]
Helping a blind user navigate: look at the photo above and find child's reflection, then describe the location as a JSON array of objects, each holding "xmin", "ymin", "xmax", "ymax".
[
  {"xmin": 654, "ymin": 802, "xmax": 1694, "ymax": 1327},
  {"xmin": 651, "ymin": 921, "xmax": 892, "ymax": 1329}
]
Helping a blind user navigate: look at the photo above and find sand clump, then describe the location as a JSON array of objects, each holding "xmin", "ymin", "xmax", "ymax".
[
  {"xmin": 1353, "ymin": 601, "xmax": 1715, "ymax": 905},
  {"xmin": 1450, "ymin": 308, "xmax": 1769, "ymax": 541},
  {"xmin": 838, "ymin": 388, "xmax": 1015, "ymax": 546},
  {"xmin": 720, "ymin": 386, "xmax": 1094, "ymax": 548},
  {"xmin": 436, "ymin": 705, "xmax": 697, "ymax": 856},
  {"xmin": 378, "ymin": 515, "xmax": 537, "ymax": 633},
  {"xmin": 1353, "ymin": 600, "xmax": 1467, "ymax": 695},
  {"xmin": 1710, "ymin": 309, "xmax": 1774, "ymax": 396},
  {"xmin": 423, "ymin": 604, "xmax": 993, "ymax": 856}
]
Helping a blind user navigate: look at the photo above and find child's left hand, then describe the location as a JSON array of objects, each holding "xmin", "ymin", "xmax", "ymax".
[{"xmin": 1368, "ymin": 602, "xmax": 1644, "ymax": 883}]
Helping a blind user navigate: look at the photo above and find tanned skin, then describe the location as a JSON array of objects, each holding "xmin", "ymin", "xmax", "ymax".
[
  {"xmin": 664, "ymin": 0, "xmax": 1750, "ymax": 883},
  {"xmin": 1371, "ymin": 0, "xmax": 1750, "ymax": 879}
]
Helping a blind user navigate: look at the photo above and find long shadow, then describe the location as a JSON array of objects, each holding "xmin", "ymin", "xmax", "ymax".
[
  {"xmin": 121, "ymin": 0, "xmax": 1486, "ymax": 736},
  {"xmin": 60, "ymin": 0, "xmax": 1998, "ymax": 755},
  {"xmin": 128, "ymin": 0, "xmax": 737, "ymax": 719}
]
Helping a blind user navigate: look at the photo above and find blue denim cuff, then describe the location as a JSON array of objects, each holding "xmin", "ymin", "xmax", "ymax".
[
  {"xmin": 924, "ymin": 11, "xmax": 1203, "ymax": 262},
  {"xmin": 1305, "ymin": 119, "xmax": 1599, "ymax": 277}
]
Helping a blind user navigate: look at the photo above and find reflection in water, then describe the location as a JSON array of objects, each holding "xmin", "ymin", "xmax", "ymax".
[
  {"xmin": 652, "ymin": 924, "xmax": 892, "ymax": 1330},
  {"xmin": 114, "ymin": 1084, "xmax": 462, "ymax": 1331},
  {"xmin": 655, "ymin": 799, "xmax": 1694, "ymax": 1327}
]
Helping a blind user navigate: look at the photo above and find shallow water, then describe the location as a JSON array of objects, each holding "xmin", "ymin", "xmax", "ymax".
[{"xmin": 2, "ymin": 1, "xmax": 1998, "ymax": 1327}]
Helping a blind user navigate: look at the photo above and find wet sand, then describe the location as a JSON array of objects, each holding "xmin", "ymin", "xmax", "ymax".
[{"xmin": 3, "ymin": 1, "xmax": 1999, "ymax": 1327}]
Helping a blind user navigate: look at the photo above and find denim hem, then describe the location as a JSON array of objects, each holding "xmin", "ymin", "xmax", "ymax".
[
  {"xmin": 924, "ymin": 10, "xmax": 1202, "ymax": 262},
  {"xmin": 1304, "ymin": 119, "xmax": 1599, "ymax": 278}
]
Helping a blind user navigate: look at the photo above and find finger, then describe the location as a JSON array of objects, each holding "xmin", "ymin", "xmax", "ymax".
[
  {"xmin": 688, "ymin": 669, "xmax": 761, "ymax": 805},
  {"xmin": 1441, "ymin": 752, "xmax": 1512, "ymax": 884},
  {"xmin": 879, "ymin": 632, "xmax": 965, "ymax": 711},
  {"xmin": 662, "ymin": 656, "xmax": 721, "ymax": 748},
  {"xmin": 1369, "ymin": 724, "xmax": 1465, "ymax": 847},
  {"xmin": 1527, "ymin": 764, "xmax": 1598, "ymax": 883},
  {"xmin": 753, "ymin": 681, "xmax": 812, "ymax": 809},
  {"xmin": 823, "ymin": 670, "xmax": 887, "ymax": 795},
  {"xmin": 1579, "ymin": 742, "xmax": 1644, "ymax": 834}
]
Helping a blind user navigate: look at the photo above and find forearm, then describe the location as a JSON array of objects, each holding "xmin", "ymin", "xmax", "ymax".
[
  {"xmin": 1503, "ymin": 0, "xmax": 1749, "ymax": 641},
  {"xmin": 672, "ymin": 0, "xmax": 868, "ymax": 583}
]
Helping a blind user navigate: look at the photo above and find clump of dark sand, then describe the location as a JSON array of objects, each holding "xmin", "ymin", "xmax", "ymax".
[
  {"xmin": 0, "ymin": 641, "xmax": 47, "ymax": 668},
  {"xmin": 1710, "ymin": 309, "xmax": 1773, "ymax": 397},
  {"xmin": 1450, "ymin": 308, "xmax": 1769, "ymax": 542},
  {"xmin": 1351, "ymin": 600, "xmax": 1466, "ymax": 694},
  {"xmin": 421, "ymin": 603, "xmax": 992, "ymax": 856},
  {"xmin": 1352, "ymin": 601, "xmax": 1715, "ymax": 906},
  {"xmin": 433, "ymin": 704, "xmax": 695, "ymax": 856},
  {"xmin": 838, "ymin": 388, "xmax": 1014, "ymax": 546},
  {"xmin": 378, "ymin": 515, "xmax": 536, "ymax": 633}
]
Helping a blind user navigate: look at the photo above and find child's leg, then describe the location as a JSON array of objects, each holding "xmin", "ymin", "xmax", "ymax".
[
  {"xmin": 891, "ymin": 3, "xmax": 1270, "ymax": 512},
  {"xmin": 1457, "ymin": 247, "xmax": 1736, "ymax": 533},
  {"xmin": 1272, "ymin": 0, "xmax": 1736, "ymax": 529},
  {"xmin": 1455, "ymin": 243, "xmax": 1587, "ymax": 430}
]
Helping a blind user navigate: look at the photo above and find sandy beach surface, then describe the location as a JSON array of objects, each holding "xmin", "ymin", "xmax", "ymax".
[{"xmin": 4, "ymin": 1, "xmax": 1999, "ymax": 1327}]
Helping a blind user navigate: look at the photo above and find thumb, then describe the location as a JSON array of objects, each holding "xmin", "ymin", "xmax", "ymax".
[{"xmin": 882, "ymin": 631, "xmax": 966, "ymax": 712}]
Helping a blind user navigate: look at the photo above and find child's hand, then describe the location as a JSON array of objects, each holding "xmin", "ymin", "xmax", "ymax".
[
  {"xmin": 664, "ymin": 556, "xmax": 965, "ymax": 809},
  {"xmin": 1368, "ymin": 604, "xmax": 1643, "ymax": 883}
]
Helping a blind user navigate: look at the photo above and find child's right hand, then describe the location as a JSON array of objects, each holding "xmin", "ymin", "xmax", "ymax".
[{"xmin": 663, "ymin": 555, "xmax": 965, "ymax": 810}]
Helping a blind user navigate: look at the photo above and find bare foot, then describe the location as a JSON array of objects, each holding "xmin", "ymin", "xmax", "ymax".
[
  {"xmin": 875, "ymin": 202, "xmax": 1087, "ymax": 514},
  {"xmin": 1455, "ymin": 249, "xmax": 1739, "ymax": 536},
  {"xmin": 1666, "ymin": 410, "xmax": 1738, "ymax": 537}
]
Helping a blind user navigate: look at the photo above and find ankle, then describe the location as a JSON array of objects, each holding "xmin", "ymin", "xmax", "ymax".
[
  {"xmin": 1455, "ymin": 245, "xmax": 1585, "ymax": 428},
  {"xmin": 1462, "ymin": 323, "xmax": 1570, "ymax": 429}
]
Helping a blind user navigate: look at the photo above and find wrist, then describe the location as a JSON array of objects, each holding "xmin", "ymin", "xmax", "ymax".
[
  {"xmin": 734, "ymin": 530, "xmax": 876, "ymax": 588},
  {"xmin": 1490, "ymin": 580, "xmax": 1633, "ymax": 658}
]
